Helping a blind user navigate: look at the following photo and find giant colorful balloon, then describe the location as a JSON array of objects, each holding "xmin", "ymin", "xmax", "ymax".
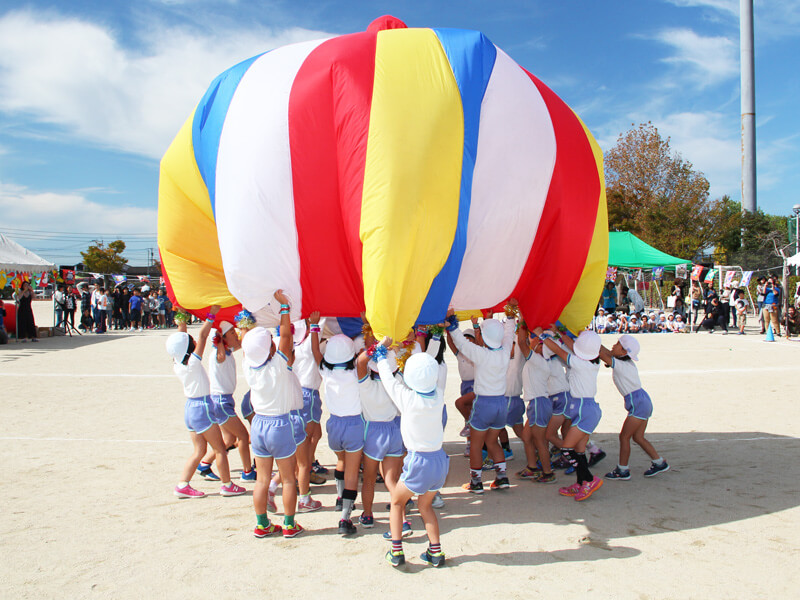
[{"xmin": 158, "ymin": 16, "xmax": 608, "ymax": 340}]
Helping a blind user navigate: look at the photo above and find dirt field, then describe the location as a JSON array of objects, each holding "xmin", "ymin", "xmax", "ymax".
[{"xmin": 2, "ymin": 301, "xmax": 799, "ymax": 599}]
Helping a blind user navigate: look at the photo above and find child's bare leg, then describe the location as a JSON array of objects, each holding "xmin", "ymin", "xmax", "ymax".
[
  {"xmin": 361, "ymin": 457, "xmax": 380, "ymax": 516},
  {"xmin": 180, "ymin": 432, "xmax": 207, "ymax": 482},
  {"xmin": 631, "ymin": 419, "xmax": 660, "ymax": 460},
  {"xmin": 618, "ymin": 417, "xmax": 638, "ymax": 466},
  {"xmin": 222, "ymin": 417, "xmax": 251, "ymax": 471},
  {"xmin": 455, "ymin": 392, "xmax": 475, "ymax": 421},
  {"xmin": 521, "ymin": 423, "xmax": 538, "ymax": 468},
  {"xmin": 546, "ymin": 414, "xmax": 565, "ymax": 448},
  {"xmin": 201, "ymin": 424, "xmax": 231, "ymax": 482},
  {"xmin": 295, "ymin": 438, "xmax": 311, "ymax": 496},
  {"xmin": 253, "ymin": 456, "xmax": 275, "ymax": 515},
  {"xmin": 389, "ymin": 482, "xmax": 415, "ymax": 542},
  {"xmin": 532, "ymin": 425, "xmax": 552, "ymax": 472},
  {"xmin": 417, "ymin": 490, "xmax": 440, "ymax": 546},
  {"xmin": 485, "ymin": 428, "xmax": 504, "ymax": 464},
  {"xmin": 275, "ymin": 455, "xmax": 298, "ymax": 517}
]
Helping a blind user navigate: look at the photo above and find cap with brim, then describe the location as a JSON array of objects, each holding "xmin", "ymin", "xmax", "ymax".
[
  {"xmin": 242, "ymin": 327, "xmax": 273, "ymax": 368},
  {"xmin": 324, "ymin": 334, "xmax": 355, "ymax": 364},
  {"xmin": 166, "ymin": 332, "xmax": 191, "ymax": 360},
  {"xmin": 403, "ymin": 353, "xmax": 439, "ymax": 394},
  {"xmin": 220, "ymin": 321, "xmax": 234, "ymax": 335},
  {"xmin": 481, "ymin": 319, "xmax": 504, "ymax": 349},
  {"xmin": 293, "ymin": 320, "xmax": 307, "ymax": 345},
  {"xmin": 573, "ymin": 330, "xmax": 601, "ymax": 361},
  {"xmin": 463, "ymin": 328, "xmax": 475, "ymax": 338},
  {"xmin": 369, "ymin": 350, "xmax": 398, "ymax": 373},
  {"xmin": 618, "ymin": 334, "xmax": 640, "ymax": 360}
]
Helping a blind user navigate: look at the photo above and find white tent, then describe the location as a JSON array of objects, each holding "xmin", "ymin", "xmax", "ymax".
[
  {"xmin": 0, "ymin": 234, "xmax": 55, "ymax": 273},
  {"xmin": 786, "ymin": 251, "xmax": 800, "ymax": 267}
]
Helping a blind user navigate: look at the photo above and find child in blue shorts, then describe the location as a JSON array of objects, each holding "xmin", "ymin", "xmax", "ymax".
[
  {"xmin": 599, "ymin": 335, "xmax": 669, "ymax": 480},
  {"xmin": 167, "ymin": 305, "xmax": 245, "ymax": 500},
  {"xmin": 208, "ymin": 321, "xmax": 255, "ymax": 482},
  {"xmin": 537, "ymin": 327, "xmax": 604, "ymax": 502},
  {"xmin": 242, "ymin": 290, "xmax": 304, "ymax": 539},
  {"xmin": 356, "ymin": 348, "xmax": 406, "ymax": 530},
  {"xmin": 445, "ymin": 321, "xmax": 479, "ymax": 454},
  {"xmin": 446, "ymin": 305, "xmax": 517, "ymax": 494},
  {"xmin": 309, "ymin": 312, "xmax": 364, "ymax": 536},
  {"xmin": 374, "ymin": 337, "xmax": 448, "ymax": 568},
  {"xmin": 292, "ymin": 319, "xmax": 326, "ymax": 483}
]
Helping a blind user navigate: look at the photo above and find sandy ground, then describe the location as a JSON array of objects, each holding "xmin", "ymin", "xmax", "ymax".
[{"xmin": 1, "ymin": 301, "xmax": 799, "ymax": 599}]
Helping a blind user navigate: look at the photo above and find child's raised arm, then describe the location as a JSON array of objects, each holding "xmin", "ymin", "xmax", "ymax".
[
  {"xmin": 598, "ymin": 343, "xmax": 613, "ymax": 367},
  {"xmin": 194, "ymin": 305, "xmax": 221, "ymax": 358},
  {"xmin": 356, "ymin": 348, "xmax": 370, "ymax": 380},
  {"xmin": 274, "ymin": 289, "xmax": 293, "ymax": 364},
  {"xmin": 308, "ymin": 311, "xmax": 323, "ymax": 366},
  {"xmin": 533, "ymin": 326, "xmax": 569, "ymax": 363}
]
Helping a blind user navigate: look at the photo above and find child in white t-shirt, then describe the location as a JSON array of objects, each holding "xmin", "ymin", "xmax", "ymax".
[{"xmin": 166, "ymin": 304, "xmax": 245, "ymax": 500}]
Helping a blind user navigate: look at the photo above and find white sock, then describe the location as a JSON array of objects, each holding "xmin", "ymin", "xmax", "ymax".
[
  {"xmin": 268, "ymin": 480, "xmax": 279, "ymax": 494},
  {"xmin": 653, "ymin": 457, "xmax": 665, "ymax": 466},
  {"xmin": 618, "ymin": 464, "xmax": 628, "ymax": 471},
  {"xmin": 178, "ymin": 481, "xmax": 189, "ymax": 488},
  {"xmin": 586, "ymin": 441, "xmax": 598, "ymax": 452}
]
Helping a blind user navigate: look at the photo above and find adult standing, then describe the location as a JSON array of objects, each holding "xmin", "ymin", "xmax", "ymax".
[
  {"xmin": 91, "ymin": 283, "xmax": 102, "ymax": 333},
  {"xmin": 720, "ymin": 284, "xmax": 731, "ymax": 328},
  {"xmin": 14, "ymin": 281, "xmax": 38, "ymax": 342},
  {"xmin": 120, "ymin": 287, "xmax": 131, "ymax": 329},
  {"xmin": 690, "ymin": 282, "xmax": 703, "ymax": 328},
  {"xmin": 761, "ymin": 276, "xmax": 782, "ymax": 337},
  {"xmin": 53, "ymin": 284, "xmax": 66, "ymax": 328},
  {"xmin": 756, "ymin": 277, "xmax": 767, "ymax": 333},
  {"xmin": 602, "ymin": 282, "xmax": 617, "ymax": 313},
  {"xmin": 64, "ymin": 284, "xmax": 77, "ymax": 329}
]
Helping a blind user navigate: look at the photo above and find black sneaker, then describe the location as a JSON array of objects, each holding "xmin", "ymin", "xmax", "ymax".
[
  {"xmin": 420, "ymin": 549, "xmax": 446, "ymax": 568},
  {"xmin": 385, "ymin": 550, "xmax": 405, "ymax": 567},
  {"xmin": 338, "ymin": 519, "xmax": 357, "ymax": 536},
  {"xmin": 588, "ymin": 450, "xmax": 606, "ymax": 467},
  {"xmin": 489, "ymin": 477, "xmax": 510, "ymax": 490},
  {"xmin": 462, "ymin": 480, "xmax": 484, "ymax": 494}
]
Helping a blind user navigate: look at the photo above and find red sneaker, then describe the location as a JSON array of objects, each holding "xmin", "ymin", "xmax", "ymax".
[
  {"xmin": 253, "ymin": 523, "xmax": 281, "ymax": 538},
  {"xmin": 282, "ymin": 523, "xmax": 304, "ymax": 538},
  {"xmin": 574, "ymin": 476, "xmax": 604, "ymax": 501}
]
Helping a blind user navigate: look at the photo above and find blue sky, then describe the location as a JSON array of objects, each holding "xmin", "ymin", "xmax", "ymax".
[{"xmin": 1, "ymin": 0, "xmax": 798, "ymax": 267}]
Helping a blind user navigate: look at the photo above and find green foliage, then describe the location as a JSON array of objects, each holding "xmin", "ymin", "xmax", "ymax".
[{"xmin": 80, "ymin": 240, "xmax": 128, "ymax": 274}]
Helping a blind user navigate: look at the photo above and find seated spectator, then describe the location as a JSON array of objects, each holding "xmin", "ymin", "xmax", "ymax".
[
  {"xmin": 80, "ymin": 309, "xmax": 94, "ymax": 332},
  {"xmin": 628, "ymin": 314, "xmax": 641, "ymax": 333},
  {"xmin": 617, "ymin": 313, "xmax": 629, "ymax": 333},
  {"xmin": 787, "ymin": 306, "xmax": 800, "ymax": 338},
  {"xmin": 605, "ymin": 314, "xmax": 618, "ymax": 333},
  {"xmin": 701, "ymin": 298, "xmax": 728, "ymax": 334},
  {"xmin": 665, "ymin": 313, "xmax": 676, "ymax": 331},
  {"xmin": 657, "ymin": 313, "xmax": 669, "ymax": 333},
  {"xmin": 673, "ymin": 314, "xmax": 686, "ymax": 333}
]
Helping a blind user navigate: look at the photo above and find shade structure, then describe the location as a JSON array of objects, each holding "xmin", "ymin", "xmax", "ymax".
[
  {"xmin": 608, "ymin": 232, "xmax": 690, "ymax": 270},
  {"xmin": 158, "ymin": 16, "xmax": 608, "ymax": 339},
  {"xmin": 0, "ymin": 234, "xmax": 55, "ymax": 273}
]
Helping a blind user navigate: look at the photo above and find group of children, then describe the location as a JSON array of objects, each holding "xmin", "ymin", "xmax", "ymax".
[
  {"xmin": 594, "ymin": 308, "xmax": 688, "ymax": 334},
  {"xmin": 166, "ymin": 294, "xmax": 671, "ymax": 568}
]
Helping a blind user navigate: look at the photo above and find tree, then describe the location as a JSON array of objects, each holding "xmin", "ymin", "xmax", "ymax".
[
  {"xmin": 80, "ymin": 240, "xmax": 128, "ymax": 273},
  {"xmin": 605, "ymin": 122, "xmax": 726, "ymax": 260}
]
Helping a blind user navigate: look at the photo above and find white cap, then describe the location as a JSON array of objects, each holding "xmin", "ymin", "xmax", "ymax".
[
  {"xmin": 370, "ymin": 350, "xmax": 398, "ymax": 373},
  {"xmin": 463, "ymin": 328, "xmax": 475, "ymax": 338},
  {"xmin": 480, "ymin": 319, "xmax": 504, "ymax": 349},
  {"xmin": 598, "ymin": 308, "xmax": 606, "ymax": 313},
  {"xmin": 220, "ymin": 321, "xmax": 234, "ymax": 335},
  {"xmin": 324, "ymin": 334, "xmax": 355, "ymax": 364},
  {"xmin": 403, "ymin": 353, "xmax": 439, "ymax": 394},
  {"xmin": 166, "ymin": 332, "xmax": 191, "ymax": 360},
  {"xmin": 573, "ymin": 330, "xmax": 601, "ymax": 361},
  {"xmin": 293, "ymin": 320, "xmax": 307, "ymax": 345},
  {"xmin": 242, "ymin": 327, "xmax": 273, "ymax": 368},
  {"xmin": 618, "ymin": 334, "xmax": 640, "ymax": 361}
]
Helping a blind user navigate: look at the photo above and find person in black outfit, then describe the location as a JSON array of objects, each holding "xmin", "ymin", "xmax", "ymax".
[
  {"xmin": 64, "ymin": 284, "xmax": 77, "ymax": 329},
  {"xmin": 701, "ymin": 298, "xmax": 727, "ymax": 334},
  {"xmin": 14, "ymin": 281, "xmax": 38, "ymax": 342}
]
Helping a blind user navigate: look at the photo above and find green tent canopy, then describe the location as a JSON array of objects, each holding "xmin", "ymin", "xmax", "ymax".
[{"xmin": 608, "ymin": 232, "xmax": 690, "ymax": 269}]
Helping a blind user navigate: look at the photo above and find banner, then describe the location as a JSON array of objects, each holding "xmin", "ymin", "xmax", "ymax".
[
  {"xmin": 724, "ymin": 270, "xmax": 736, "ymax": 287},
  {"xmin": 137, "ymin": 276, "xmax": 150, "ymax": 283},
  {"xmin": 652, "ymin": 266, "xmax": 664, "ymax": 280},
  {"xmin": 605, "ymin": 266, "xmax": 617, "ymax": 282},
  {"xmin": 704, "ymin": 268, "xmax": 716, "ymax": 283},
  {"xmin": 740, "ymin": 271, "xmax": 754, "ymax": 287},
  {"xmin": 62, "ymin": 269, "xmax": 75, "ymax": 284},
  {"xmin": 676, "ymin": 264, "xmax": 688, "ymax": 279},
  {"xmin": 634, "ymin": 268, "xmax": 642, "ymax": 280},
  {"xmin": 112, "ymin": 275, "xmax": 127, "ymax": 285},
  {"xmin": 691, "ymin": 265, "xmax": 704, "ymax": 281},
  {"xmin": 159, "ymin": 277, "xmax": 165, "ymax": 286},
  {"xmin": 0, "ymin": 271, "xmax": 6, "ymax": 288}
]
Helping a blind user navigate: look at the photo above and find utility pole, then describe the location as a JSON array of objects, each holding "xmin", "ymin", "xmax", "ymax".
[{"xmin": 740, "ymin": 0, "xmax": 757, "ymax": 214}]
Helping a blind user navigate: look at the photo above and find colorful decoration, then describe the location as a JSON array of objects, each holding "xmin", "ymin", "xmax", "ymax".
[
  {"xmin": 233, "ymin": 309, "xmax": 256, "ymax": 330},
  {"xmin": 173, "ymin": 310, "xmax": 190, "ymax": 324},
  {"xmin": 704, "ymin": 268, "xmax": 716, "ymax": 283},
  {"xmin": 605, "ymin": 267, "xmax": 618, "ymax": 282},
  {"xmin": 691, "ymin": 264, "xmax": 704, "ymax": 281},
  {"xmin": 652, "ymin": 266, "xmax": 664, "ymax": 280},
  {"xmin": 740, "ymin": 271, "xmax": 754, "ymax": 287},
  {"xmin": 157, "ymin": 16, "xmax": 607, "ymax": 340}
]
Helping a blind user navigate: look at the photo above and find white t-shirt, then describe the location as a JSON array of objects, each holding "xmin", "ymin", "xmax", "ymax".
[
  {"xmin": 522, "ymin": 350, "xmax": 549, "ymax": 400},
  {"xmin": 91, "ymin": 289, "xmax": 101, "ymax": 309},
  {"xmin": 321, "ymin": 367, "xmax": 361, "ymax": 417},
  {"xmin": 377, "ymin": 359, "xmax": 444, "ymax": 452},
  {"xmin": 209, "ymin": 349, "xmax": 236, "ymax": 395},
  {"xmin": 289, "ymin": 368, "xmax": 304, "ymax": 411},
  {"xmin": 546, "ymin": 356, "xmax": 569, "ymax": 395},
  {"xmin": 449, "ymin": 320, "xmax": 515, "ymax": 396},
  {"xmin": 611, "ymin": 357, "xmax": 642, "ymax": 396},
  {"xmin": 174, "ymin": 353, "xmax": 211, "ymax": 398},
  {"xmin": 504, "ymin": 344, "xmax": 525, "ymax": 396},
  {"xmin": 359, "ymin": 374, "xmax": 399, "ymax": 422},
  {"xmin": 293, "ymin": 336, "xmax": 322, "ymax": 390},
  {"xmin": 566, "ymin": 354, "xmax": 600, "ymax": 399},
  {"xmin": 456, "ymin": 352, "xmax": 475, "ymax": 381},
  {"xmin": 244, "ymin": 350, "xmax": 294, "ymax": 416},
  {"xmin": 735, "ymin": 298, "xmax": 748, "ymax": 314}
]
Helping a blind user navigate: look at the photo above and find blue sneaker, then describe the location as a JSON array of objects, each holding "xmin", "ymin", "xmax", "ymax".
[
  {"xmin": 197, "ymin": 466, "xmax": 220, "ymax": 481},
  {"xmin": 564, "ymin": 465, "xmax": 575, "ymax": 475},
  {"xmin": 359, "ymin": 514, "xmax": 374, "ymax": 528},
  {"xmin": 644, "ymin": 460, "xmax": 670, "ymax": 477},
  {"xmin": 605, "ymin": 467, "xmax": 631, "ymax": 480},
  {"xmin": 383, "ymin": 521, "xmax": 412, "ymax": 539},
  {"xmin": 241, "ymin": 468, "xmax": 257, "ymax": 482},
  {"xmin": 503, "ymin": 448, "xmax": 514, "ymax": 461},
  {"xmin": 312, "ymin": 460, "xmax": 328, "ymax": 474}
]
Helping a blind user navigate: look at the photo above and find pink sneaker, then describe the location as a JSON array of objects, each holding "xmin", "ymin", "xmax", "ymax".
[
  {"xmin": 558, "ymin": 482, "xmax": 581, "ymax": 497},
  {"xmin": 174, "ymin": 484, "xmax": 205, "ymax": 499},
  {"xmin": 267, "ymin": 491, "xmax": 278, "ymax": 513},
  {"xmin": 298, "ymin": 496, "xmax": 322, "ymax": 513},
  {"xmin": 574, "ymin": 476, "xmax": 604, "ymax": 502},
  {"xmin": 220, "ymin": 482, "xmax": 246, "ymax": 497}
]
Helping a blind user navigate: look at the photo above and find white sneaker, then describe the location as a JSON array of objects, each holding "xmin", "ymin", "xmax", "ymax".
[
  {"xmin": 431, "ymin": 491, "xmax": 445, "ymax": 509},
  {"xmin": 459, "ymin": 425, "xmax": 471, "ymax": 437},
  {"xmin": 138, "ymin": 327, "xmax": 143, "ymax": 332},
  {"xmin": 463, "ymin": 443, "xmax": 471, "ymax": 457}
]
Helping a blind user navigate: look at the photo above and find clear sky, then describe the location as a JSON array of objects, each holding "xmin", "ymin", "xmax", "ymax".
[{"xmin": 1, "ymin": 0, "xmax": 798, "ymax": 267}]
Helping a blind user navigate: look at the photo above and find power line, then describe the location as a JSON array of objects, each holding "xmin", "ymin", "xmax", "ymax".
[{"xmin": 1, "ymin": 226, "xmax": 156, "ymax": 237}]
